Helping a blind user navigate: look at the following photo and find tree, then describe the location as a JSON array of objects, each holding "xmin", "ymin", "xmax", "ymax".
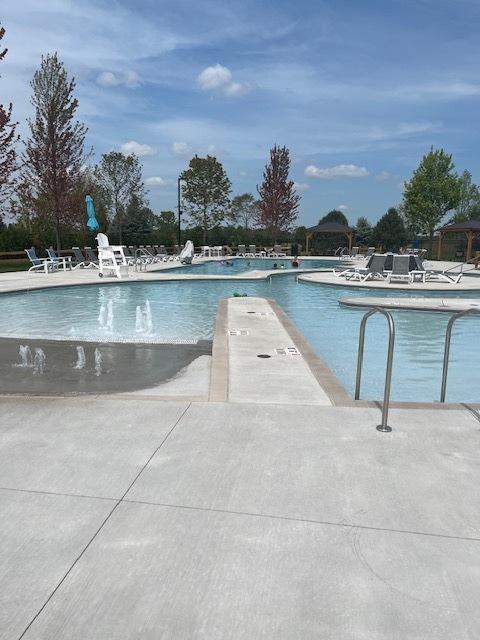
[
  {"xmin": 355, "ymin": 216, "xmax": 373, "ymax": 245},
  {"xmin": 256, "ymin": 144, "xmax": 300, "ymax": 242},
  {"xmin": 180, "ymin": 154, "xmax": 231, "ymax": 245},
  {"xmin": 403, "ymin": 148, "xmax": 461, "ymax": 254},
  {"xmin": 122, "ymin": 194, "xmax": 156, "ymax": 244},
  {"xmin": 373, "ymin": 207, "xmax": 409, "ymax": 251},
  {"xmin": 95, "ymin": 151, "xmax": 146, "ymax": 244},
  {"xmin": 0, "ymin": 24, "xmax": 19, "ymax": 217},
  {"xmin": 451, "ymin": 170, "xmax": 480, "ymax": 222},
  {"xmin": 319, "ymin": 209, "xmax": 349, "ymax": 226},
  {"xmin": 228, "ymin": 193, "xmax": 257, "ymax": 229},
  {"xmin": 21, "ymin": 53, "xmax": 89, "ymax": 249}
]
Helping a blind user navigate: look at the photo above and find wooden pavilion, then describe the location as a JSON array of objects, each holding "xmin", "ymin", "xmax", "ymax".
[
  {"xmin": 305, "ymin": 222, "xmax": 354, "ymax": 255},
  {"xmin": 436, "ymin": 220, "xmax": 480, "ymax": 261}
]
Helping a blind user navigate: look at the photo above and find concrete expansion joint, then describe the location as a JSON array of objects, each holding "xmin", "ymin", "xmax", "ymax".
[{"xmin": 16, "ymin": 402, "xmax": 192, "ymax": 639}]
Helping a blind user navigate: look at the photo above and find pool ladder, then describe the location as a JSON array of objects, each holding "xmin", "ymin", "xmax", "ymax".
[{"xmin": 355, "ymin": 307, "xmax": 479, "ymax": 433}]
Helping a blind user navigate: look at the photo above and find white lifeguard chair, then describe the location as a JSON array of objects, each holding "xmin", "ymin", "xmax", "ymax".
[{"xmin": 95, "ymin": 233, "xmax": 129, "ymax": 279}]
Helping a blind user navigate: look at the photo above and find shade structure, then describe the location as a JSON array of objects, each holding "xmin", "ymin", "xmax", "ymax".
[
  {"xmin": 305, "ymin": 221, "xmax": 354, "ymax": 254},
  {"xmin": 85, "ymin": 195, "xmax": 99, "ymax": 231},
  {"xmin": 436, "ymin": 220, "xmax": 480, "ymax": 261}
]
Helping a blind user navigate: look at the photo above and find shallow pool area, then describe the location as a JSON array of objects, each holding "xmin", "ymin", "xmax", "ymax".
[
  {"xmin": 168, "ymin": 257, "xmax": 335, "ymax": 275},
  {"xmin": 1, "ymin": 276, "xmax": 479, "ymax": 403}
]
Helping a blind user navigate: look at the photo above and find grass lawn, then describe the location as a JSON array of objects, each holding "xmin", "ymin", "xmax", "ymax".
[{"xmin": 0, "ymin": 261, "xmax": 30, "ymax": 273}]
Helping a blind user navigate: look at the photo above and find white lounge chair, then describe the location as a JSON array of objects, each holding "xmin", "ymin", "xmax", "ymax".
[
  {"xmin": 46, "ymin": 246, "xmax": 72, "ymax": 271},
  {"xmin": 237, "ymin": 244, "xmax": 246, "ymax": 256},
  {"xmin": 25, "ymin": 247, "xmax": 55, "ymax": 274}
]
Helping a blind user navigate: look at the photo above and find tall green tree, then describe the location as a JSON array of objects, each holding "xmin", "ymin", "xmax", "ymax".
[
  {"xmin": 0, "ymin": 24, "xmax": 19, "ymax": 218},
  {"xmin": 355, "ymin": 216, "xmax": 373, "ymax": 245},
  {"xmin": 180, "ymin": 154, "xmax": 231, "ymax": 245},
  {"xmin": 373, "ymin": 207, "xmax": 409, "ymax": 251},
  {"xmin": 228, "ymin": 193, "xmax": 257, "ymax": 229},
  {"xmin": 95, "ymin": 151, "xmax": 146, "ymax": 244},
  {"xmin": 21, "ymin": 53, "xmax": 89, "ymax": 250},
  {"xmin": 319, "ymin": 209, "xmax": 349, "ymax": 226},
  {"xmin": 403, "ymin": 148, "xmax": 461, "ymax": 253},
  {"xmin": 451, "ymin": 170, "xmax": 480, "ymax": 222},
  {"xmin": 256, "ymin": 144, "xmax": 300, "ymax": 242}
]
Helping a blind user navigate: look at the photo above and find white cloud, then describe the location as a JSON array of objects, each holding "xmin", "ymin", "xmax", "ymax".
[
  {"xmin": 375, "ymin": 171, "xmax": 391, "ymax": 182},
  {"xmin": 124, "ymin": 70, "xmax": 140, "ymax": 88},
  {"xmin": 171, "ymin": 141, "xmax": 193, "ymax": 156},
  {"xmin": 224, "ymin": 81, "xmax": 250, "ymax": 97},
  {"xmin": 197, "ymin": 64, "xmax": 232, "ymax": 90},
  {"xmin": 305, "ymin": 164, "xmax": 369, "ymax": 179},
  {"xmin": 96, "ymin": 71, "xmax": 121, "ymax": 87},
  {"xmin": 338, "ymin": 204, "xmax": 348, "ymax": 211},
  {"xmin": 120, "ymin": 141, "xmax": 156, "ymax": 157},
  {"xmin": 146, "ymin": 176, "xmax": 170, "ymax": 187},
  {"xmin": 293, "ymin": 182, "xmax": 310, "ymax": 192},
  {"xmin": 96, "ymin": 70, "xmax": 141, "ymax": 88},
  {"xmin": 197, "ymin": 64, "xmax": 250, "ymax": 97}
]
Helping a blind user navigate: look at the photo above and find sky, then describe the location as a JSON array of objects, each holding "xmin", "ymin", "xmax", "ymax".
[{"xmin": 2, "ymin": 0, "xmax": 480, "ymax": 227}]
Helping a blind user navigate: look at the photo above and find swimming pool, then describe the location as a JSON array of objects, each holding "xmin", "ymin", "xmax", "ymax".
[
  {"xmin": 1, "ymin": 277, "xmax": 479, "ymax": 403},
  {"xmin": 168, "ymin": 257, "xmax": 335, "ymax": 275}
]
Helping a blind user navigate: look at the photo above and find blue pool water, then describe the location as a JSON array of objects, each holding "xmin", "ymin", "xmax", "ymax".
[
  {"xmin": 1, "ymin": 276, "xmax": 479, "ymax": 403},
  {"xmin": 169, "ymin": 257, "xmax": 335, "ymax": 275}
]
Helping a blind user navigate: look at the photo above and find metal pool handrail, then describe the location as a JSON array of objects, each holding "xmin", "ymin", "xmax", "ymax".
[
  {"xmin": 440, "ymin": 309, "xmax": 480, "ymax": 402},
  {"xmin": 355, "ymin": 307, "xmax": 395, "ymax": 433}
]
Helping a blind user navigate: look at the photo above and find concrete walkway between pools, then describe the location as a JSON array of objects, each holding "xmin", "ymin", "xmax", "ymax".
[{"xmin": 2, "ymin": 396, "xmax": 480, "ymax": 639}]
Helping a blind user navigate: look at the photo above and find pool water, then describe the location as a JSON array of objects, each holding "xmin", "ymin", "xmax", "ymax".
[
  {"xmin": 1, "ymin": 276, "xmax": 479, "ymax": 403},
  {"xmin": 169, "ymin": 257, "xmax": 335, "ymax": 275}
]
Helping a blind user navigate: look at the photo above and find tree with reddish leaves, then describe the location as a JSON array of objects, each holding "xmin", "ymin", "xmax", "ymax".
[
  {"xmin": 256, "ymin": 144, "xmax": 300, "ymax": 242},
  {"xmin": 0, "ymin": 24, "xmax": 19, "ymax": 218},
  {"xmin": 21, "ymin": 53, "xmax": 89, "ymax": 249}
]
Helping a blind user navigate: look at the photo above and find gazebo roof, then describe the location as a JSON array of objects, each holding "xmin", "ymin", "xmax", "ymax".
[
  {"xmin": 437, "ymin": 220, "xmax": 480, "ymax": 233},
  {"xmin": 306, "ymin": 221, "xmax": 354, "ymax": 234}
]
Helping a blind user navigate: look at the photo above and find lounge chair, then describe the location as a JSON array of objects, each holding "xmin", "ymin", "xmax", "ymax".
[
  {"xmin": 237, "ymin": 244, "xmax": 246, "ymax": 256},
  {"xmin": 84, "ymin": 247, "xmax": 99, "ymax": 267},
  {"xmin": 348, "ymin": 246, "xmax": 359, "ymax": 259},
  {"xmin": 345, "ymin": 254, "xmax": 387, "ymax": 282},
  {"xmin": 71, "ymin": 247, "xmax": 90, "ymax": 269},
  {"xmin": 246, "ymin": 244, "xmax": 256, "ymax": 257},
  {"xmin": 25, "ymin": 247, "xmax": 56, "ymax": 274},
  {"xmin": 272, "ymin": 244, "xmax": 286, "ymax": 257},
  {"xmin": 364, "ymin": 246, "xmax": 375, "ymax": 259},
  {"xmin": 387, "ymin": 255, "xmax": 411, "ymax": 283},
  {"xmin": 46, "ymin": 246, "xmax": 72, "ymax": 271}
]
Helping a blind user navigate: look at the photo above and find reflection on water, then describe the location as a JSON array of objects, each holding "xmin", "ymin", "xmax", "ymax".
[{"xmin": 0, "ymin": 277, "xmax": 479, "ymax": 402}]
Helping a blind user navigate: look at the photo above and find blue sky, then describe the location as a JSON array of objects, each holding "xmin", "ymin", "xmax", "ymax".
[{"xmin": 2, "ymin": 0, "xmax": 480, "ymax": 227}]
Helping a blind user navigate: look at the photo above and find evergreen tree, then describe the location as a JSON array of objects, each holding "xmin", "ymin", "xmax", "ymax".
[
  {"xmin": 319, "ymin": 210, "xmax": 349, "ymax": 226},
  {"xmin": 180, "ymin": 154, "xmax": 231, "ymax": 245},
  {"xmin": 403, "ymin": 148, "xmax": 460, "ymax": 254},
  {"xmin": 256, "ymin": 145, "xmax": 299, "ymax": 242},
  {"xmin": 355, "ymin": 216, "xmax": 373, "ymax": 245},
  {"xmin": 373, "ymin": 207, "xmax": 409, "ymax": 251},
  {"xmin": 0, "ymin": 24, "xmax": 19, "ymax": 217},
  {"xmin": 21, "ymin": 53, "xmax": 89, "ymax": 249},
  {"xmin": 95, "ymin": 151, "xmax": 146, "ymax": 244}
]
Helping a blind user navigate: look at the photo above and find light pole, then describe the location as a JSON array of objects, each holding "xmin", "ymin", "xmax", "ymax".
[{"xmin": 177, "ymin": 177, "xmax": 182, "ymax": 246}]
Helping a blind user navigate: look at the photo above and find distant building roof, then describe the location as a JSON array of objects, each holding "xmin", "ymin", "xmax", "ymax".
[
  {"xmin": 437, "ymin": 220, "xmax": 480, "ymax": 233},
  {"xmin": 306, "ymin": 222, "xmax": 354, "ymax": 234}
]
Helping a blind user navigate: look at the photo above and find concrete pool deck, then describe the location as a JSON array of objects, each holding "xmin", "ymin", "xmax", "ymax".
[
  {"xmin": 1, "ymin": 396, "xmax": 480, "ymax": 639},
  {"xmin": 1, "ymin": 259, "xmax": 480, "ymax": 637}
]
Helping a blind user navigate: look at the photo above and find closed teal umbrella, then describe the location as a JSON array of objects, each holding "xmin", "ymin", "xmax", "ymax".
[{"xmin": 85, "ymin": 195, "xmax": 99, "ymax": 231}]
